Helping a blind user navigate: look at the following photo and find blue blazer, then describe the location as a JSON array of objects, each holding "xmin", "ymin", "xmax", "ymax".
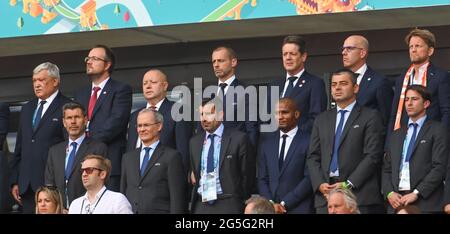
[
  {"xmin": 75, "ymin": 78, "xmax": 132, "ymax": 176},
  {"xmin": 10, "ymin": 92, "xmax": 71, "ymax": 194},
  {"xmin": 258, "ymin": 130, "xmax": 314, "ymax": 213},
  {"xmin": 357, "ymin": 66, "xmax": 393, "ymax": 127},
  {"xmin": 268, "ymin": 71, "xmax": 327, "ymax": 134},
  {"xmin": 127, "ymin": 98, "xmax": 192, "ymax": 172},
  {"xmin": 388, "ymin": 63, "xmax": 450, "ymax": 143}
]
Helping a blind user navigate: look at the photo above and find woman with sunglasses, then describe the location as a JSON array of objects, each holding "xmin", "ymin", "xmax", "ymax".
[{"xmin": 35, "ymin": 186, "xmax": 66, "ymax": 214}]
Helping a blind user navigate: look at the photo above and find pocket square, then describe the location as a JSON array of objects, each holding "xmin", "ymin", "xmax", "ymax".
[
  {"xmin": 353, "ymin": 125, "xmax": 359, "ymax": 128},
  {"xmin": 226, "ymin": 155, "xmax": 233, "ymax": 159},
  {"xmin": 52, "ymin": 118, "xmax": 59, "ymax": 122},
  {"xmin": 232, "ymin": 102, "xmax": 238, "ymax": 106},
  {"xmin": 420, "ymin": 140, "xmax": 426, "ymax": 144},
  {"xmin": 154, "ymin": 163, "xmax": 161, "ymax": 166}
]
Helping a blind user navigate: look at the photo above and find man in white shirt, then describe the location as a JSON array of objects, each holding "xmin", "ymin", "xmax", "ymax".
[{"xmin": 69, "ymin": 155, "xmax": 132, "ymax": 214}]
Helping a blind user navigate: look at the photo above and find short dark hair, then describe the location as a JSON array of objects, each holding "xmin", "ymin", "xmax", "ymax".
[
  {"xmin": 405, "ymin": 85, "xmax": 431, "ymax": 102},
  {"xmin": 283, "ymin": 35, "xmax": 306, "ymax": 54},
  {"xmin": 93, "ymin": 44, "xmax": 115, "ymax": 74},
  {"xmin": 331, "ymin": 68, "xmax": 357, "ymax": 85},
  {"xmin": 62, "ymin": 102, "xmax": 86, "ymax": 117},
  {"xmin": 213, "ymin": 46, "xmax": 237, "ymax": 59}
]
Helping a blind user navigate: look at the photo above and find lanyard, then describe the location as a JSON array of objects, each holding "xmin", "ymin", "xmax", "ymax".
[{"xmin": 80, "ymin": 189, "xmax": 107, "ymax": 214}]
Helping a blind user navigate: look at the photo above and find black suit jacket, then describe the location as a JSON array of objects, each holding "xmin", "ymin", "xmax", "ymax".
[
  {"xmin": 383, "ymin": 119, "xmax": 448, "ymax": 213},
  {"xmin": 10, "ymin": 92, "xmax": 71, "ymax": 194},
  {"xmin": 0, "ymin": 102, "xmax": 9, "ymax": 213},
  {"xmin": 190, "ymin": 127, "xmax": 255, "ymax": 213},
  {"xmin": 307, "ymin": 104, "xmax": 384, "ymax": 208},
  {"xmin": 121, "ymin": 144, "xmax": 187, "ymax": 214},
  {"xmin": 388, "ymin": 63, "xmax": 450, "ymax": 142},
  {"xmin": 268, "ymin": 71, "xmax": 327, "ymax": 134},
  {"xmin": 0, "ymin": 102, "xmax": 9, "ymax": 147},
  {"xmin": 75, "ymin": 78, "xmax": 132, "ymax": 176},
  {"xmin": 445, "ymin": 155, "xmax": 450, "ymax": 206},
  {"xmin": 258, "ymin": 130, "xmax": 314, "ymax": 213},
  {"xmin": 126, "ymin": 98, "xmax": 192, "ymax": 171},
  {"xmin": 45, "ymin": 137, "xmax": 107, "ymax": 208},
  {"xmin": 357, "ymin": 66, "xmax": 393, "ymax": 127}
]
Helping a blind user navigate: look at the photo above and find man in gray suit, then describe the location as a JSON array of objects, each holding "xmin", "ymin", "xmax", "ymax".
[
  {"xmin": 121, "ymin": 109, "xmax": 187, "ymax": 214},
  {"xmin": 307, "ymin": 68, "xmax": 385, "ymax": 214},
  {"xmin": 45, "ymin": 102, "xmax": 107, "ymax": 209},
  {"xmin": 383, "ymin": 85, "xmax": 448, "ymax": 213},
  {"xmin": 190, "ymin": 98, "xmax": 255, "ymax": 214}
]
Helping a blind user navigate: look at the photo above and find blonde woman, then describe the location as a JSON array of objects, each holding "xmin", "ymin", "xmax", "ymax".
[{"xmin": 35, "ymin": 186, "xmax": 65, "ymax": 214}]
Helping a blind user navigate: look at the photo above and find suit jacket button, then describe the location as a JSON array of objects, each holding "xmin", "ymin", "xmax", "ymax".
[
  {"xmin": 138, "ymin": 186, "xmax": 142, "ymax": 190},
  {"xmin": 31, "ymin": 139, "xmax": 35, "ymax": 143}
]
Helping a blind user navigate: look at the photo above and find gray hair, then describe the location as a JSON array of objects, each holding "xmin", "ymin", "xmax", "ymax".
[
  {"xmin": 329, "ymin": 188, "xmax": 360, "ymax": 214},
  {"xmin": 245, "ymin": 195, "xmax": 275, "ymax": 214},
  {"xmin": 33, "ymin": 62, "xmax": 60, "ymax": 79},
  {"xmin": 138, "ymin": 108, "xmax": 164, "ymax": 124}
]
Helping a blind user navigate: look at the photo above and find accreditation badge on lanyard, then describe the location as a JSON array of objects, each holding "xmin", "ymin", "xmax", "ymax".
[
  {"xmin": 399, "ymin": 163, "xmax": 411, "ymax": 191},
  {"xmin": 202, "ymin": 171, "xmax": 218, "ymax": 202}
]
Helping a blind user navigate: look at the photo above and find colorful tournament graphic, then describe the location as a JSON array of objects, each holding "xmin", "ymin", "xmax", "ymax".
[{"xmin": 1, "ymin": 0, "xmax": 449, "ymax": 38}]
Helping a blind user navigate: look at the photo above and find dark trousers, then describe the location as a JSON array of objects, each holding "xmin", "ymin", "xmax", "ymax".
[
  {"xmin": 192, "ymin": 197, "xmax": 243, "ymax": 214},
  {"xmin": 20, "ymin": 187, "xmax": 35, "ymax": 214}
]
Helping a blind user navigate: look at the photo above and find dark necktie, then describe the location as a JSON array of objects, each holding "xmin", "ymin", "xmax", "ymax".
[
  {"xmin": 65, "ymin": 142, "xmax": 78, "ymax": 180},
  {"xmin": 206, "ymin": 134, "xmax": 216, "ymax": 173},
  {"xmin": 140, "ymin": 147, "xmax": 152, "ymax": 176},
  {"xmin": 404, "ymin": 123, "xmax": 418, "ymax": 162},
  {"xmin": 33, "ymin": 100, "xmax": 47, "ymax": 130},
  {"xmin": 330, "ymin": 110, "xmax": 347, "ymax": 173},
  {"xmin": 88, "ymin": 87, "xmax": 101, "ymax": 120},
  {"xmin": 279, "ymin": 134, "xmax": 288, "ymax": 171},
  {"xmin": 283, "ymin": 76, "xmax": 297, "ymax": 97}
]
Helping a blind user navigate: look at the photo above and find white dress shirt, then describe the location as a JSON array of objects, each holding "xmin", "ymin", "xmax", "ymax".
[{"xmin": 68, "ymin": 186, "xmax": 133, "ymax": 214}]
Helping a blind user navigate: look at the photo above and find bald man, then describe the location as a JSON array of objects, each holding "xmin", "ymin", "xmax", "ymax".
[
  {"xmin": 126, "ymin": 69, "xmax": 192, "ymax": 172},
  {"xmin": 258, "ymin": 98, "xmax": 314, "ymax": 214},
  {"xmin": 342, "ymin": 35, "xmax": 393, "ymax": 127}
]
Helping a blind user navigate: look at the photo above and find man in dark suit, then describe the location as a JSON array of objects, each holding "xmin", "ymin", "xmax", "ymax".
[
  {"xmin": 121, "ymin": 109, "xmax": 187, "ymax": 213},
  {"xmin": 45, "ymin": 102, "xmax": 107, "ymax": 209},
  {"xmin": 383, "ymin": 85, "xmax": 448, "ymax": 213},
  {"xmin": 258, "ymin": 98, "xmax": 314, "ymax": 214},
  {"xmin": 445, "ymin": 159, "xmax": 450, "ymax": 214},
  {"xmin": 267, "ymin": 35, "xmax": 327, "ymax": 134},
  {"xmin": 307, "ymin": 68, "xmax": 385, "ymax": 214},
  {"xmin": 10, "ymin": 62, "xmax": 71, "ymax": 213},
  {"xmin": 199, "ymin": 46, "xmax": 258, "ymax": 146},
  {"xmin": 342, "ymin": 35, "xmax": 393, "ymax": 126},
  {"xmin": 190, "ymin": 98, "xmax": 255, "ymax": 214},
  {"xmin": 75, "ymin": 45, "xmax": 132, "ymax": 191},
  {"xmin": 126, "ymin": 69, "xmax": 192, "ymax": 172},
  {"xmin": 388, "ymin": 28, "xmax": 450, "ymax": 141},
  {"xmin": 0, "ymin": 102, "xmax": 10, "ymax": 213}
]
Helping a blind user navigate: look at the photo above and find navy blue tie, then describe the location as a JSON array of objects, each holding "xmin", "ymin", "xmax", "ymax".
[
  {"xmin": 283, "ymin": 76, "xmax": 297, "ymax": 97},
  {"xmin": 33, "ymin": 100, "xmax": 46, "ymax": 130},
  {"xmin": 279, "ymin": 134, "xmax": 288, "ymax": 171},
  {"xmin": 330, "ymin": 110, "xmax": 347, "ymax": 173},
  {"xmin": 65, "ymin": 142, "xmax": 78, "ymax": 180},
  {"xmin": 206, "ymin": 134, "xmax": 216, "ymax": 173},
  {"xmin": 140, "ymin": 147, "xmax": 152, "ymax": 176},
  {"xmin": 404, "ymin": 123, "xmax": 418, "ymax": 162}
]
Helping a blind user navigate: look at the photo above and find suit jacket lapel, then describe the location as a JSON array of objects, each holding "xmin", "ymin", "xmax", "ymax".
[
  {"xmin": 34, "ymin": 93, "xmax": 61, "ymax": 133},
  {"xmin": 141, "ymin": 144, "xmax": 164, "ymax": 180},
  {"xmin": 338, "ymin": 105, "xmax": 361, "ymax": 147},
  {"xmin": 357, "ymin": 69, "xmax": 372, "ymax": 102},
  {"xmin": 268, "ymin": 132, "xmax": 281, "ymax": 177},
  {"xmin": 327, "ymin": 110, "xmax": 337, "ymax": 155},
  {"xmin": 289, "ymin": 71, "xmax": 309, "ymax": 98},
  {"xmin": 91, "ymin": 79, "xmax": 112, "ymax": 119},
  {"xmin": 280, "ymin": 130, "xmax": 301, "ymax": 175},
  {"xmin": 219, "ymin": 129, "xmax": 231, "ymax": 170},
  {"xmin": 69, "ymin": 138, "xmax": 89, "ymax": 180},
  {"xmin": 159, "ymin": 98, "xmax": 170, "ymax": 115},
  {"xmin": 192, "ymin": 133, "xmax": 205, "ymax": 178},
  {"xmin": 393, "ymin": 127, "xmax": 408, "ymax": 171},
  {"xmin": 410, "ymin": 119, "xmax": 431, "ymax": 160}
]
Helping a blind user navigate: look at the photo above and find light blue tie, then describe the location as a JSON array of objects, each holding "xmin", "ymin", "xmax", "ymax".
[
  {"xmin": 33, "ymin": 100, "xmax": 46, "ymax": 130},
  {"xmin": 140, "ymin": 147, "xmax": 152, "ymax": 176},
  {"xmin": 65, "ymin": 142, "xmax": 78, "ymax": 180},
  {"xmin": 330, "ymin": 110, "xmax": 347, "ymax": 173}
]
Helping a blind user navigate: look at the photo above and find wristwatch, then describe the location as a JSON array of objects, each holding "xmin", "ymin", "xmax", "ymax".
[
  {"xmin": 280, "ymin": 201, "xmax": 286, "ymax": 208},
  {"xmin": 413, "ymin": 189, "xmax": 419, "ymax": 195}
]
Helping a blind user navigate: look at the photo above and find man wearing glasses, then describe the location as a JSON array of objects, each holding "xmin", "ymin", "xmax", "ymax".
[
  {"xmin": 69, "ymin": 154, "xmax": 132, "ymax": 214},
  {"xmin": 45, "ymin": 102, "xmax": 107, "ymax": 209},
  {"xmin": 342, "ymin": 35, "xmax": 393, "ymax": 127},
  {"xmin": 121, "ymin": 109, "xmax": 187, "ymax": 213},
  {"xmin": 74, "ymin": 45, "xmax": 132, "ymax": 192}
]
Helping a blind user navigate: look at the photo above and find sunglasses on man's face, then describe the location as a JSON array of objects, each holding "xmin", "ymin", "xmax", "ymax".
[{"xmin": 80, "ymin": 167, "xmax": 103, "ymax": 175}]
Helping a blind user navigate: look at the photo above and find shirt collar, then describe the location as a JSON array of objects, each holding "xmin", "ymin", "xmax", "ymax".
[
  {"xmin": 83, "ymin": 186, "xmax": 107, "ymax": 204},
  {"xmin": 337, "ymin": 100, "xmax": 356, "ymax": 113},
  {"xmin": 92, "ymin": 77, "xmax": 110, "ymax": 91},
  {"xmin": 205, "ymin": 123, "xmax": 224, "ymax": 139},
  {"xmin": 280, "ymin": 126, "xmax": 298, "ymax": 138},
  {"xmin": 218, "ymin": 75, "xmax": 236, "ymax": 87},
  {"xmin": 141, "ymin": 140, "xmax": 160, "ymax": 151},
  {"xmin": 408, "ymin": 115, "xmax": 427, "ymax": 128},
  {"xmin": 286, "ymin": 68, "xmax": 305, "ymax": 80},
  {"xmin": 69, "ymin": 134, "xmax": 86, "ymax": 147},
  {"xmin": 146, "ymin": 98, "xmax": 165, "ymax": 110},
  {"xmin": 355, "ymin": 64, "xmax": 368, "ymax": 76},
  {"xmin": 39, "ymin": 90, "xmax": 59, "ymax": 104}
]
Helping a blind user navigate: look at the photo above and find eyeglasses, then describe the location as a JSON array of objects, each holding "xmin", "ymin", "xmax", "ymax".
[
  {"xmin": 341, "ymin": 46, "xmax": 363, "ymax": 52},
  {"xmin": 81, "ymin": 167, "xmax": 103, "ymax": 174},
  {"xmin": 137, "ymin": 122, "xmax": 160, "ymax": 129},
  {"xmin": 84, "ymin": 56, "xmax": 108, "ymax": 63}
]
